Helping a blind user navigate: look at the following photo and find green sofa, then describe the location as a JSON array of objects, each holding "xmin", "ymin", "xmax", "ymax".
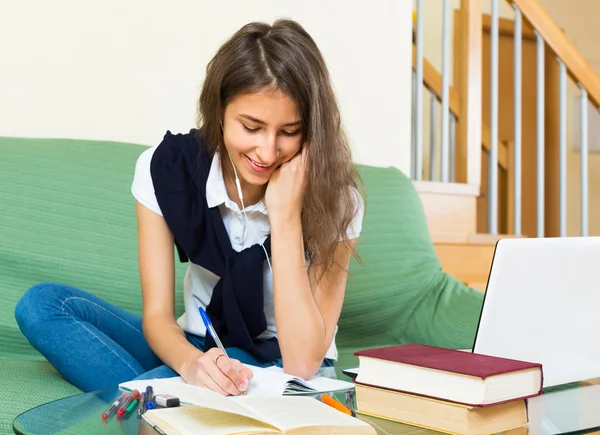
[{"xmin": 0, "ymin": 136, "xmax": 483, "ymax": 434}]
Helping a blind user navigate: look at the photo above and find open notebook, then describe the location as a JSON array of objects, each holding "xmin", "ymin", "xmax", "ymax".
[
  {"xmin": 120, "ymin": 364, "xmax": 354, "ymax": 399},
  {"xmin": 140, "ymin": 384, "xmax": 375, "ymax": 435}
]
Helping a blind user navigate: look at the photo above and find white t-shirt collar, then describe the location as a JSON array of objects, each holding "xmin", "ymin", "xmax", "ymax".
[{"xmin": 206, "ymin": 152, "xmax": 268, "ymax": 215}]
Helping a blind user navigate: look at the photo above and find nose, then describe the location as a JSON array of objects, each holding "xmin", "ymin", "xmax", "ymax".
[{"xmin": 255, "ymin": 133, "xmax": 279, "ymax": 165}]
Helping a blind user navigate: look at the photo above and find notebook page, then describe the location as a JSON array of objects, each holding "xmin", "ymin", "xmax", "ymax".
[
  {"xmin": 120, "ymin": 364, "xmax": 354, "ymax": 399},
  {"xmin": 245, "ymin": 365, "xmax": 292, "ymax": 396},
  {"xmin": 262, "ymin": 366, "xmax": 355, "ymax": 394},
  {"xmin": 143, "ymin": 406, "xmax": 280, "ymax": 435},
  {"xmin": 302, "ymin": 374, "xmax": 355, "ymax": 393},
  {"xmin": 120, "ymin": 377, "xmax": 185, "ymax": 397},
  {"xmin": 121, "ymin": 380, "xmax": 259, "ymax": 420},
  {"xmin": 232, "ymin": 396, "xmax": 375, "ymax": 433},
  {"xmin": 120, "ymin": 372, "xmax": 289, "ymax": 398}
]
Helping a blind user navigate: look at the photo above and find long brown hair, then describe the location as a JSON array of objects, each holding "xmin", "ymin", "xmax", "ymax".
[{"xmin": 198, "ymin": 19, "xmax": 363, "ymax": 276}]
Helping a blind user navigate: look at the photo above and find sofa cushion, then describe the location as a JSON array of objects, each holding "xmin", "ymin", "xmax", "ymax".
[
  {"xmin": 335, "ymin": 165, "xmax": 484, "ymax": 370},
  {"xmin": 0, "ymin": 137, "xmax": 188, "ymax": 359}
]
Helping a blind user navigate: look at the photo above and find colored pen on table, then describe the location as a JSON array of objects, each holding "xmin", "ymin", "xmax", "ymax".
[
  {"xmin": 124, "ymin": 398, "xmax": 140, "ymax": 415},
  {"xmin": 199, "ymin": 307, "xmax": 247, "ymax": 395},
  {"xmin": 138, "ymin": 392, "xmax": 146, "ymax": 416},
  {"xmin": 345, "ymin": 390, "xmax": 357, "ymax": 417},
  {"xmin": 146, "ymin": 386, "xmax": 155, "ymax": 410},
  {"xmin": 102, "ymin": 392, "xmax": 128, "ymax": 419},
  {"xmin": 319, "ymin": 394, "xmax": 353, "ymax": 416},
  {"xmin": 117, "ymin": 390, "xmax": 139, "ymax": 416}
]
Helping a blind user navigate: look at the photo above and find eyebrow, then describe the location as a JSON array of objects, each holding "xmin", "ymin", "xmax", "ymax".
[{"xmin": 239, "ymin": 114, "xmax": 301, "ymax": 128}]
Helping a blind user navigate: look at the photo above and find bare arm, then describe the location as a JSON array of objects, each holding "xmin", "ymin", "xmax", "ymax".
[
  {"xmin": 136, "ymin": 201, "xmax": 195, "ymax": 371},
  {"xmin": 271, "ymin": 213, "xmax": 353, "ymax": 379},
  {"xmin": 136, "ymin": 201, "xmax": 252, "ymax": 394},
  {"xmin": 265, "ymin": 148, "xmax": 355, "ymax": 379}
]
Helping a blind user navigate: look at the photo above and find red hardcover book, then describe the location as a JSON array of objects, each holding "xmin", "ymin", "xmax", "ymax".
[{"xmin": 354, "ymin": 344, "xmax": 543, "ymax": 406}]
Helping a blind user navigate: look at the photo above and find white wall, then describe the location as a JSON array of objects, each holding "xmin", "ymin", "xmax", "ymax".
[{"xmin": 0, "ymin": 0, "xmax": 413, "ymax": 174}]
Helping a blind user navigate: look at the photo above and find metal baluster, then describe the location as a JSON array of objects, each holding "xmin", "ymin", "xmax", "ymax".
[
  {"xmin": 513, "ymin": 5, "xmax": 523, "ymax": 236},
  {"xmin": 580, "ymin": 85, "xmax": 589, "ymax": 236},
  {"xmin": 450, "ymin": 114, "xmax": 456, "ymax": 182},
  {"xmin": 535, "ymin": 31, "xmax": 545, "ymax": 238},
  {"xmin": 411, "ymin": 70, "xmax": 417, "ymax": 179},
  {"xmin": 488, "ymin": 0, "xmax": 499, "ymax": 234},
  {"xmin": 558, "ymin": 60, "xmax": 567, "ymax": 237},
  {"xmin": 440, "ymin": 0, "xmax": 451, "ymax": 182},
  {"xmin": 415, "ymin": 0, "xmax": 424, "ymax": 181},
  {"xmin": 430, "ymin": 93, "xmax": 437, "ymax": 181}
]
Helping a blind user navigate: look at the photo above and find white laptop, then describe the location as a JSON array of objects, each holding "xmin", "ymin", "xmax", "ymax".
[{"xmin": 472, "ymin": 236, "xmax": 600, "ymax": 388}]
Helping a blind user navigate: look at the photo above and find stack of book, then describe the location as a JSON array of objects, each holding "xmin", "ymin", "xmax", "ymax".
[{"xmin": 353, "ymin": 344, "xmax": 543, "ymax": 435}]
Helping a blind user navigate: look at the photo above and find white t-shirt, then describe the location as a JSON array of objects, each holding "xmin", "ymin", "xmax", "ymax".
[{"xmin": 131, "ymin": 145, "xmax": 364, "ymax": 361}]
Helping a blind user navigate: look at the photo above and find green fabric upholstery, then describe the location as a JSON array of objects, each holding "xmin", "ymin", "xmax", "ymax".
[
  {"xmin": 336, "ymin": 166, "xmax": 484, "ymax": 371},
  {"xmin": 0, "ymin": 136, "xmax": 483, "ymax": 432},
  {"xmin": 0, "ymin": 360, "xmax": 81, "ymax": 434},
  {"xmin": 0, "ymin": 138, "xmax": 188, "ymax": 360}
]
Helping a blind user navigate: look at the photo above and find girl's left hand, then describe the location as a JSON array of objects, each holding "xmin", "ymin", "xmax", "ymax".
[{"xmin": 265, "ymin": 147, "xmax": 308, "ymax": 223}]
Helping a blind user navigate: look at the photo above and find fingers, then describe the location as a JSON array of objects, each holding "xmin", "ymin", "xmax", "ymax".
[
  {"xmin": 198, "ymin": 367, "xmax": 232, "ymax": 396},
  {"xmin": 232, "ymin": 359, "xmax": 254, "ymax": 384},
  {"xmin": 285, "ymin": 147, "xmax": 307, "ymax": 174},
  {"xmin": 196, "ymin": 349, "xmax": 248, "ymax": 396},
  {"xmin": 217, "ymin": 356, "xmax": 250, "ymax": 393}
]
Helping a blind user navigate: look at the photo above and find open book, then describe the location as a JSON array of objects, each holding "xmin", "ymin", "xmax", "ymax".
[
  {"xmin": 120, "ymin": 364, "xmax": 354, "ymax": 398},
  {"xmin": 141, "ymin": 383, "xmax": 375, "ymax": 435}
]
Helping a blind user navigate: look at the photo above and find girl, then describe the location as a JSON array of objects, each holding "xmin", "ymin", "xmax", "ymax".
[{"xmin": 15, "ymin": 18, "xmax": 364, "ymax": 396}]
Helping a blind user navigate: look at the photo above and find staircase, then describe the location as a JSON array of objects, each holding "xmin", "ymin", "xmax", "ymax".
[
  {"xmin": 412, "ymin": 0, "xmax": 599, "ymax": 290},
  {"xmin": 415, "ymin": 180, "xmax": 510, "ymax": 291}
]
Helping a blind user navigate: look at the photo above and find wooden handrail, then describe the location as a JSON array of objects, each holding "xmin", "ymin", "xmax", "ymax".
[
  {"xmin": 412, "ymin": 44, "xmax": 508, "ymax": 170},
  {"xmin": 511, "ymin": 0, "xmax": 600, "ymax": 108},
  {"xmin": 481, "ymin": 14, "xmax": 536, "ymax": 40}
]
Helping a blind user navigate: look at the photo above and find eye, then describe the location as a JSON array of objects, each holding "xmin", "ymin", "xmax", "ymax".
[
  {"xmin": 242, "ymin": 124, "xmax": 259, "ymax": 133},
  {"xmin": 281, "ymin": 129, "xmax": 301, "ymax": 137}
]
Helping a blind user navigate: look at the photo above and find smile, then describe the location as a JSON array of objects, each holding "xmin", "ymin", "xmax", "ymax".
[
  {"xmin": 250, "ymin": 159, "xmax": 271, "ymax": 168},
  {"xmin": 245, "ymin": 156, "xmax": 275, "ymax": 173}
]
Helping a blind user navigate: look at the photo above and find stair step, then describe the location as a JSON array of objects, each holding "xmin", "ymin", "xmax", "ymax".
[
  {"xmin": 414, "ymin": 181, "xmax": 479, "ymax": 234},
  {"xmin": 433, "ymin": 233, "xmax": 524, "ymax": 290}
]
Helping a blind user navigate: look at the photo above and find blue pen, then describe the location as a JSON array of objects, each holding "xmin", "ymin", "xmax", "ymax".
[
  {"xmin": 199, "ymin": 307, "xmax": 248, "ymax": 394},
  {"xmin": 199, "ymin": 307, "xmax": 228, "ymax": 357}
]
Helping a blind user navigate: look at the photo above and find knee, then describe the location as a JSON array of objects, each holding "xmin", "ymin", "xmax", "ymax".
[{"xmin": 15, "ymin": 282, "xmax": 65, "ymax": 333}]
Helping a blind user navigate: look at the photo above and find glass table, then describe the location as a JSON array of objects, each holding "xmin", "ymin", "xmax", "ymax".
[{"xmin": 13, "ymin": 376, "xmax": 600, "ymax": 435}]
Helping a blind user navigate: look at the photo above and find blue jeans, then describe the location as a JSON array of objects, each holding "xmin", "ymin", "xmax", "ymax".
[{"xmin": 15, "ymin": 283, "xmax": 332, "ymax": 392}]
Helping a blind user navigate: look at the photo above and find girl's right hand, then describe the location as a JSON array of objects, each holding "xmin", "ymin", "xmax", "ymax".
[{"xmin": 179, "ymin": 347, "xmax": 253, "ymax": 396}]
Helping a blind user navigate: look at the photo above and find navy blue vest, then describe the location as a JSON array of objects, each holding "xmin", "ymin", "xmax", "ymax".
[{"xmin": 149, "ymin": 129, "xmax": 280, "ymax": 362}]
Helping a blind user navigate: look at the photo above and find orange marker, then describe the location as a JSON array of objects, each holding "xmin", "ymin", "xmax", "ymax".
[{"xmin": 319, "ymin": 394, "xmax": 353, "ymax": 416}]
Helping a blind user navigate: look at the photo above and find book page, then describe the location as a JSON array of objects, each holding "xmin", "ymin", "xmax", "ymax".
[
  {"xmin": 119, "ymin": 364, "xmax": 354, "ymax": 400},
  {"xmin": 120, "ymin": 367, "xmax": 292, "ymax": 398},
  {"xmin": 262, "ymin": 366, "xmax": 354, "ymax": 395},
  {"xmin": 245, "ymin": 365, "xmax": 290, "ymax": 396},
  {"xmin": 232, "ymin": 396, "xmax": 375, "ymax": 433},
  {"xmin": 143, "ymin": 407, "xmax": 280, "ymax": 435},
  {"xmin": 253, "ymin": 365, "xmax": 354, "ymax": 395},
  {"xmin": 122, "ymin": 380, "xmax": 262, "ymax": 420}
]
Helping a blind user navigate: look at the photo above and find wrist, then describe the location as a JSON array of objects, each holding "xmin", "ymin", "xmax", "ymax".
[
  {"xmin": 176, "ymin": 345, "xmax": 204, "ymax": 373},
  {"xmin": 269, "ymin": 211, "xmax": 302, "ymax": 232}
]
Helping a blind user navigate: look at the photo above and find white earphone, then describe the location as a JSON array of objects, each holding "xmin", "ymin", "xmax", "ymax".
[{"xmin": 223, "ymin": 121, "xmax": 273, "ymax": 276}]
